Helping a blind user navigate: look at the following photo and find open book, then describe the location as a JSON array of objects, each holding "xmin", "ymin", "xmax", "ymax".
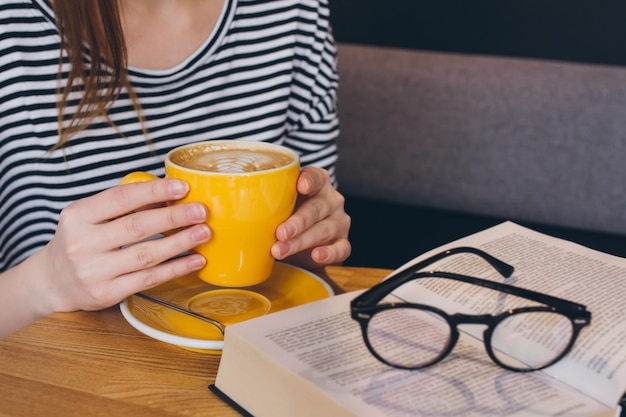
[{"xmin": 211, "ymin": 222, "xmax": 626, "ymax": 417}]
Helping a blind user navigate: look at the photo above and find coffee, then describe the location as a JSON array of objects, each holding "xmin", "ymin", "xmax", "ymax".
[{"xmin": 173, "ymin": 144, "xmax": 294, "ymax": 173}]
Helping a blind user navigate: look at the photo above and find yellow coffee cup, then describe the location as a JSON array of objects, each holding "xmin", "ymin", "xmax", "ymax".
[{"xmin": 121, "ymin": 140, "xmax": 300, "ymax": 287}]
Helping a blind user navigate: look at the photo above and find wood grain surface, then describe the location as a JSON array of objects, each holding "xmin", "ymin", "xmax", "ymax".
[{"xmin": 0, "ymin": 266, "xmax": 390, "ymax": 417}]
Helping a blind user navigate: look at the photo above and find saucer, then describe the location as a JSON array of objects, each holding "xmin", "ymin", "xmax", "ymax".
[{"xmin": 120, "ymin": 262, "xmax": 334, "ymax": 354}]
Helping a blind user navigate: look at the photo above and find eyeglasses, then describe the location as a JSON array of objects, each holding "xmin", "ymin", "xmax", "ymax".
[{"xmin": 350, "ymin": 247, "xmax": 591, "ymax": 372}]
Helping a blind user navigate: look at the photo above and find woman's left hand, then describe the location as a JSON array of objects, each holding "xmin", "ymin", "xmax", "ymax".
[{"xmin": 271, "ymin": 166, "xmax": 351, "ymax": 269}]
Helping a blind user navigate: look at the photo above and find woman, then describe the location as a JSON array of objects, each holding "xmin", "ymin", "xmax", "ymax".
[{"xmin": 0, "ymin": 0, "xmax": 351, "ymax": 338}]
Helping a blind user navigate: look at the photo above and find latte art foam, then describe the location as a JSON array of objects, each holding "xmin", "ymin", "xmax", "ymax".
[{"xmin": 174, "ymin": 147, "xmax": 294, "ymax": 173}]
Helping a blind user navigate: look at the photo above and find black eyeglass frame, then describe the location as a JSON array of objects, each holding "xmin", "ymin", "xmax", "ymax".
[{"xmin": 350, "ymin": 247, "xmax": 592, "ymax": 372}]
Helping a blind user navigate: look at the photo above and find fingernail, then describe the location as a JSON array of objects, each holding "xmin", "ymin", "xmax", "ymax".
[
  {"xmin": 314, "ymin": 247, "xmax": 330, "ymax": 263},
  {"xmin": 187, "ymin": 255, "xmax": 206, "ymax": 269},
  {"xmin": 302, "ymin": 176, "xmax": 313, "ymax": 193},
  {"xmin": 187, "ymin": 204, "xmax": 207, "ymax": 222},
  {"xmin": 168, "ymin": 180, "xmax": 189, "ymax": 197},
  {"xmin": 191, "ymin": 224, "xmax": 211, "ymax": 243},
  {"xmin": 279, "ymin": 223, "xmax": 297, "ymax": 241},
  {"xmin": 272, "ymin": 241, "xmax": 292, "ymax": 258}
]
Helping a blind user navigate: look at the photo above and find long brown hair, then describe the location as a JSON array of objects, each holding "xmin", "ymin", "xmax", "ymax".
[{"xmin": 52, "ymin": 0, "xmax": 144, "ymax": 149}]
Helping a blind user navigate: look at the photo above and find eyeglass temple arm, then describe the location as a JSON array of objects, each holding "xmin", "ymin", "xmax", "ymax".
[
  {"xmin": 430, "ymin": 271, "xmax": 590, "ymax": 315},
  {"xmin": 352, "ymin": 247, "xmax": 514, "ymax": 307}
]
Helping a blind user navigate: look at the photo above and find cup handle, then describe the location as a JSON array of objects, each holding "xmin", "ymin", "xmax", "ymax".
[{"xmin": 120, "ymin": 171, "xmax": 159, "ymax": 185}]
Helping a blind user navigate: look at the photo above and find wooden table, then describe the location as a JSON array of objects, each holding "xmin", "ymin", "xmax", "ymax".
[{"xmin": 0, "ymin": 266, "xmax": 390, "ymax": 417}]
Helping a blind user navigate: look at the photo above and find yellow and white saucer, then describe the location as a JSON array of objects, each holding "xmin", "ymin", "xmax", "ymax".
[{"xmin": 120, "ymin": 262, "xmax": 334, "ymax": 354}]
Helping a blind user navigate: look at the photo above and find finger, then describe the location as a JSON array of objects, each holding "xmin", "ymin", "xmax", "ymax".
[
  {"xmin": 276, "ymin": 196, "xmax": 330, "ymax": 242},
  {"xmin": 126, "ymin": 253, "xmax": 207, "ymax": 295},
  {"xmin": 311, "ymin": 239, "xmax": 352, "ymax": 265},
  {"xmin": 272, "ymin": 215, "xmax": 347, "ymax": 259},
  {"xmin": 276, "ymin": 168, "xmax": 339, "ymax": 241},
  {"xmin": 69, "ymin": 179, "xmax": 189, "ymax": 224},
  {"xmin": 296, "ymin": 167, "xmax": 328, "ymax": 196},
  {"xmin": 112, "ymin": 223, "xmax": 211, "ymax": 277},
  {"xmin": 98, "ymin": 202, "xmax": 208, "ymax": 249},
  {"xmin": 276, "ymin": 185, "xmax": 346, "ymax": 244},
  {"xmin": 277, "ymin": 238, "xmax": 352, "ymax": 270},
  {"xmin": 83, "ymin": 253, "xmax": 207, "ymax": 310}
]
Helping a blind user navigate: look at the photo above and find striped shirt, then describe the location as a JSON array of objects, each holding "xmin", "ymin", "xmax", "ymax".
[{"xmin": 0, "ymin": 0, "xmax": 339, "ymax": 271}]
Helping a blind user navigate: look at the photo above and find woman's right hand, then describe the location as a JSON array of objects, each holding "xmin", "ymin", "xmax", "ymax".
[{"xmin": 34, "ymin": 178, "xmax": 211, "ymax": 315}]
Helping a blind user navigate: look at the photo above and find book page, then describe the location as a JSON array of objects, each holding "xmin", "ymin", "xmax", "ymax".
[
  {"xmin": 229, "ymin": 291, "xmax": 611, "ymax": 417},
  {"xmin": 391, "ymin": 221, "xmax": 626, "ymax": 407}
]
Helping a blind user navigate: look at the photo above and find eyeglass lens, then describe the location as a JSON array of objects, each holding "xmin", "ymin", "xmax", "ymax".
[
  {"xmin": 490, "ymin": 311, "xmax": 574, "ymax": 370},
  {"xmin": 366, "ymin": 307, "xmax": 575, "ymax": 370},
  {"xmin": 367, "ymin": 307, "xmax": 451, "ymax": 369}
]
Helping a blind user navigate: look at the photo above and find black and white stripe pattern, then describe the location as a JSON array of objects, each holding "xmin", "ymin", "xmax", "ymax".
[{"xmin": 0, "ymin": 0, "xmax": 339, "ymax": 271}]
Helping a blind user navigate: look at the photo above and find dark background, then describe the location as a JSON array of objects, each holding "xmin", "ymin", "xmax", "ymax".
[
  {"xmin": 329, "ymin": 1, "xmax": 626, "ymax": 268},
  {"xmin": 329, "ymin": 0, "xmax": 626, "ymax": 66}
]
